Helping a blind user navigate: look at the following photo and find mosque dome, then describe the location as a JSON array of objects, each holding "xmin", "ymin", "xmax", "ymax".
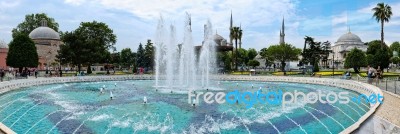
[
  {"xmin": 213, "ymin": 34, "xmax": 227, "ymax": 46},
  {"xmin": 29, "ymin": 27, "xmax": 60, "ymax": 40},
  {"xmin": 337, "ymin": 32, "xmax": 362, "ymax": 43},
  {"xmin": 213, "ymin": 34, "xmax": 224, "ymax": 42},
  {"xmin": 28, "ymin": 19, "xmax": 60, "ymax": 40}
]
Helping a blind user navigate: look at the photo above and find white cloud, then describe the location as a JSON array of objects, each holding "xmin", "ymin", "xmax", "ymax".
[
  {"xmin": 72, "ymin": 0, "xmax": 300, "ymax": 50},
  {"xmin": 55, "ymin": 0, "xmax": 400, "ymax": 51},
  {"xmin": 64, "ymin": 0, "xmax": 86, "ymax": 6},
  {"xmin": 0, "ymin": 0, "xmax": 20, "ymax": 8},
  {"xmin": 358, "ymin": 2, "xmax": 400, "ymax": 18}
]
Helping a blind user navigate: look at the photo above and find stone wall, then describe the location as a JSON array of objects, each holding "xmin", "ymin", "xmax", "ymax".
[
  {"xmin": 0, "ymin": 48, "xmax": 8, "ymax": 70},
  {"xmin": 32, "ymin": 39, "xmax": 62, "ymax": 70}
]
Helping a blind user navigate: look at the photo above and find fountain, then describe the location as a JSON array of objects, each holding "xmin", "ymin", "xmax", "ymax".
[
  {"xmin": 109, "ymin": 91, "xmax": 113, "ymax": 100},
  {"xmin": 154, "ymin": 12, "xmax": 216, "ymax": 90},
  {"xmin": 143, "ymin": 96, "xmax": 147, "ymax": 104},
  {"xmin": 0, "ymin": 12, "xmax": 381, "ymax": 134}
]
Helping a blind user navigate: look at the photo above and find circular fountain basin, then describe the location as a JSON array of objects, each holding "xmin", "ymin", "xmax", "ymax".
[{"xmin": 0, "ymin": 80, "xmax": 370, "ymax": 133}]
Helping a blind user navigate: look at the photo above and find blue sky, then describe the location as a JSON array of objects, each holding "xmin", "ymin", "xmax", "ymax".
[{"xmin": 0, "ymin": 0, "xmax": 399, "ymax": 51}]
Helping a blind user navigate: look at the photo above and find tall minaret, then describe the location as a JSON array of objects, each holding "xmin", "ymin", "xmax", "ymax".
[
  {"xmin": 279, "ymin": 17, "xmax": 285, "ymax": 44},
  {"xmin": 229, "ymin": 10, "xmax": 233, "ymax": 45}
]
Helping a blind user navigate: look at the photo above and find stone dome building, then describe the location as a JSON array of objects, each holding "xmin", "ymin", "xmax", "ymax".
[
  {"xmin": 0, "ymin": 42, "xmax": 8, "ymax": 69},
  {"xmin": 213, "ymin": 34, "xmax": 227, "ymax": 46},
  {"xmin": 330, "ymin": 31, "xmax": 367, "ymax": 68},
  {"xmin": 29, "ymin": 20, "xmax": 62, "ymax": 70},
  {"xmin": 29, "ymin": 27, "xmax": 60, "ymax": 40}
]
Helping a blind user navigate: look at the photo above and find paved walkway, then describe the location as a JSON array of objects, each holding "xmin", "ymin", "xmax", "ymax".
[
  {"xmin": 375, "ymin": 91, "xmax": 400, "ymax": 126},
  {"xmin": 354, "ymin": 79, "xmax": 400, "ymax": 133}
]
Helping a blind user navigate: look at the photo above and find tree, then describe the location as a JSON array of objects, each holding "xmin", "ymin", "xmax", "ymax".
[
  {"xmin": 259, "ymin": 48, "xmax": 274, "ymax": 68},
  {"xmin": 301, "ymin": 36, "xmax": 314, "ymax": 66},
  {"xmin": 237, "ymin": 48, "xmax": 248, "ymax": 67},
  {"xmin": 230, "ymin": 26, "xmax": 242, "ymax": 70},
  {"xmin": 57, "ymin": 31, "xmax": 81, "ymax": 72},
  {"xmin": 391, "ymin": 57, "xmax": 400, "ymax": 65},
  {"xmin": 367, "ymin": 40, "xmax": 384, "ymax": 55},
  {"xmin": 321, "ymin": 41, "xmax": 332, "ymax": 68},
  {"xmin": 144, "ymin": 39, "xmax": 155, "ymax": 69},
  {"xmin": 6, "ymin": 34, "xmax": 38, "ymax": 72},
  {"xmin": 136, "ymin": 43, "xmax": 145, "ymax": 68},
  {"xmin": 302, "ymin": 36, "xmax": 321, "ymax": 65},
  {"xmin": 247, "ymin": 60, "xmax": 260, "ymax": 69},
  {"xmin": 238, "ymin": 27, "xmax": 243, "ymax": 49},
  {"xmin": 247, "ymin": 48, "xmax": 257, "ymax": 60},
  {"xmin": 264, "ymin": 43, "xmax": 301, "ymax": 73},
  {"xmin": 217, "ymin": 51, "xmax": 232, "ymax": 72},
  {"xmin": 301, "ymin": 36, "xmax": 323, "ymax": 71},
  {"xmin": 366, "ymin": 40, "xmax": 391, "ymax": 70},
  {"xmin": 57, "ymin": 21, "xmax": 116, "ymax": 73},
  {"xmin": 120, "ymin": 48, "xmax": 135, "ymax": 69},
  {"xmin": 372, "ymin": 3, "xmax": 392, "ymax": 47},
  {"xmin": 110, "ymin": 52, "xmax": 121, "ymax": 66},
  {"xmin": 344, "ymin": 48, "xmax": 367, "ymax": 73},
  {"xmin": 390, "ymin": 41, "xmax": 400, "ymax": 54},
  {"xmin": 12, "ymin": 13, "xmax": 59, "ymax": 38}
]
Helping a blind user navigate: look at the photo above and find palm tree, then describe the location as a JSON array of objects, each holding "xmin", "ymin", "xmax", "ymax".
[
  {"xmin": 372, "ymin": 2, "xmax": 392, "ymax": 47},
  {"xmin": 230, "ymin": 26, "xmax": 241, "ymax": 70},
  {"xmin": 238, "ymin": 27, "xmax": 243, "ymax": 49}
]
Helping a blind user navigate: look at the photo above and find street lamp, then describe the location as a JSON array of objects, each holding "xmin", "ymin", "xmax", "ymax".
[
  {"xmin": 332, "ymin": 53, "xmax": 334, "ymax": 76},
  {"xmin": 59, "ymin": 58, "xmax": 65, "ymax": 77},
  {"xmin": 45, "ymin": 55, "xmax": 49, "ymax": 76}
]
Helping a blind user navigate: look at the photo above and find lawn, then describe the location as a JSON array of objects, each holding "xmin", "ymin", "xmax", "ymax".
[
  {"xmin": 315, "ymin": 71, "xmax": 344, "ymax": 76},
  {"xmin": 230, "ymin": 71, "xmax": 250, "ymax": 75},
  {"xmin": 271, "ymin": 72, "xmax": 300, "ymax": 75},
  {"xmin": 358, "ymin": 72, "xmax": 400, "ymax": 77}
]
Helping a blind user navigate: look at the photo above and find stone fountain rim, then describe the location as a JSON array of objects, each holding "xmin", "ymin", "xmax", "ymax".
[{"xmin": 0, "ymin": 75, "xmax": 382, "ymax": 134}]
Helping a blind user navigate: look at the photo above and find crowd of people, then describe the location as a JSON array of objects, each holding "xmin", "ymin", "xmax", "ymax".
[{"xmin": 367, "ymin": 65, "xmax": 383, "ymax": 84}]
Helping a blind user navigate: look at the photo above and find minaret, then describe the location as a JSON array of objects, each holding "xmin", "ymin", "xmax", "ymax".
[
  {"xmin": 229, "ymin": 10, "xmax": 233, "ymax": 45},
  {"xmin": 279, "ymin": 17, "xmax": 285, "ymax": 44}
]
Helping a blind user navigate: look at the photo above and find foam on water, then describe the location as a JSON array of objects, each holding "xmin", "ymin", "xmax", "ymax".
[{"xmin": 90, "ymin": 114, "xmax": 112, "ymax": 121}]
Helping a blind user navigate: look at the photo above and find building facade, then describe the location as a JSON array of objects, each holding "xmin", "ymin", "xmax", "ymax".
[
  {"xmin": 28, "ymin": 20, "xmax": 62, "ymax": 70},
  {"xmin": 0, "ymin": 43, "xmax": 8, "ymax": 70},
  {"xmin": 329, "ymin": 31, "xmax": 366, "ymax": 68}
]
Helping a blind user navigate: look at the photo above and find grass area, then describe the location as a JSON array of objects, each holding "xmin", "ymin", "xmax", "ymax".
[
  {"xmin": 315, "ymin": 71, "xmax": 344, "ymax": 76},
  {"xmin": 271, "ymin": 72, "xmax": 300, "ymax": 75},
  {"xmin": 230, "ymin": 71, "xmax": 250, "ymax": 75},
  {"xmin": 358, "ymin": 72, "xmax": 400, "ymax": 77},
  {"xmin": 63, "ymin": 73, "xmax": 77, "ymax": 77}
]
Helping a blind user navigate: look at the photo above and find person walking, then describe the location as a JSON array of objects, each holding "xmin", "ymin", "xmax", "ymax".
[
  {"xmin": 0, "ymin": 69, "xmax": 4, "ymax": 82},
  {"xmin": 376, "ymin": 66, "xmax": 382, "ymax": 85},
  {"xmin": 367, "ymin": 65, "xmax": 375, "ymax": 84},
  {"xmin": 59, "ymin": 67, "xmax": 62, "ymax": 77},
  {"xmin": 34, "ymin": 69, "xmax": 38, "ymax": 78}
]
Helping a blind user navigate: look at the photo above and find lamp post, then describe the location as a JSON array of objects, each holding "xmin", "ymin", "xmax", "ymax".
[
  {"xmin": 45, "ymin": 55, "xmax": 49, "ymax": 76},
  {"xmin": 59, "ymin": 58, "xmax": 65, "ymax": 77},
  {"xmin": 332, "ymin": 53, "xmax": 334, "ymax": 76}
]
